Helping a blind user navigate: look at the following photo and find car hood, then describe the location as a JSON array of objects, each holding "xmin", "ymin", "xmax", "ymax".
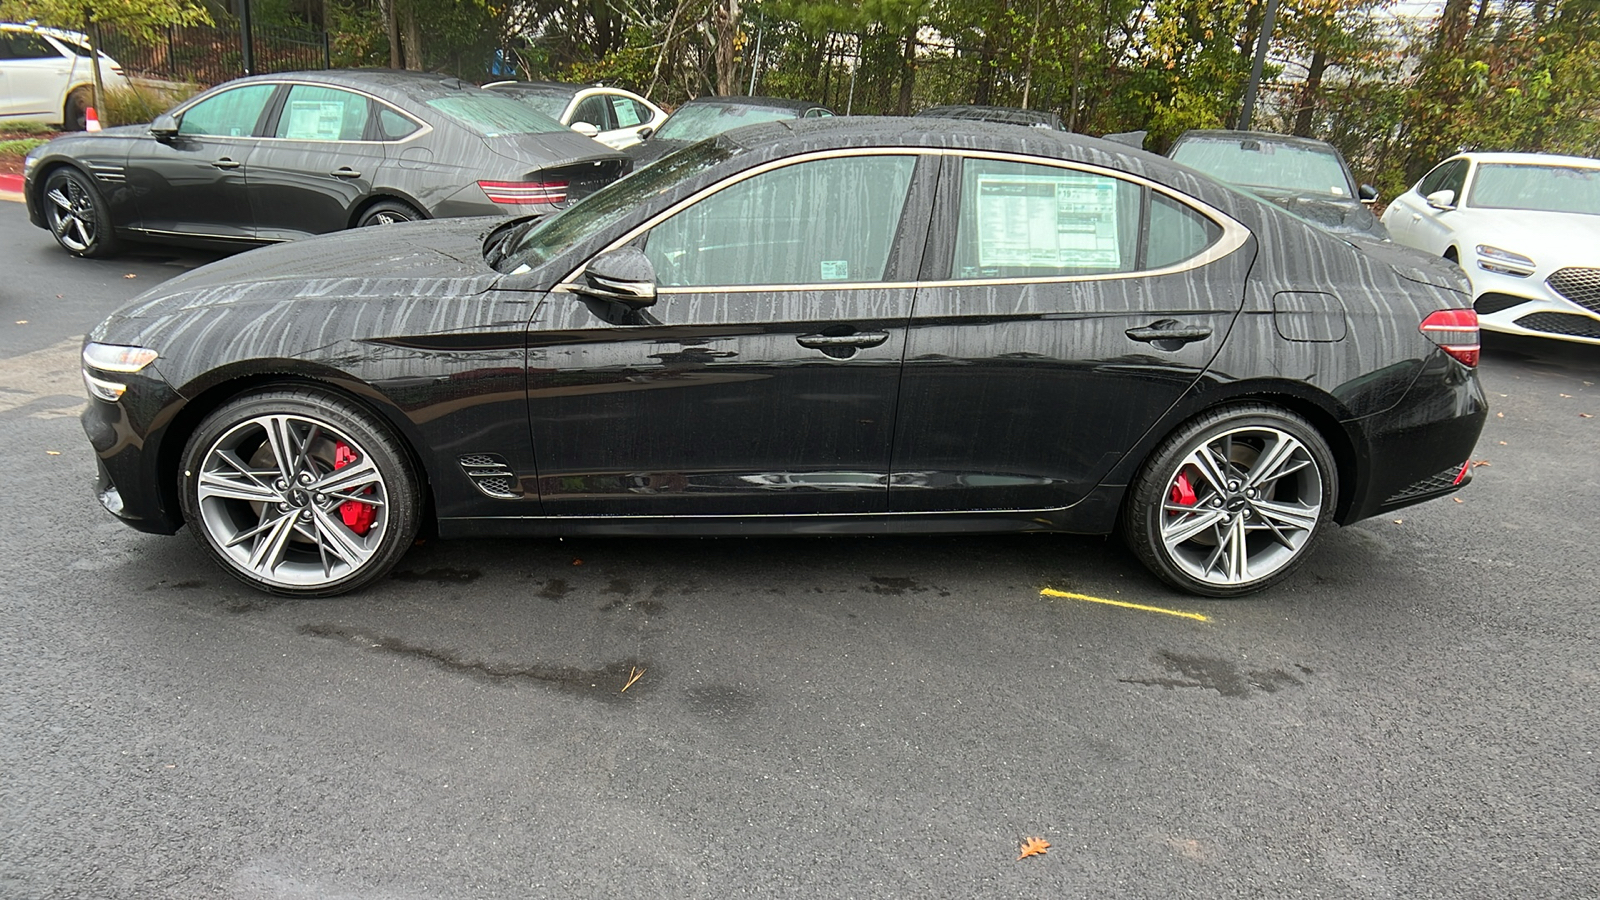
[
  {"xmin": 1253, "ymin": 190, "xmax": 1387, "ymax": 239},
  {"xmin": 96, "ymin": 218, "xmax": 503, "ymax": 336},
  {"xmin": 1452, "ymin": 208, "xmax": 1600, "ymax": 261}
]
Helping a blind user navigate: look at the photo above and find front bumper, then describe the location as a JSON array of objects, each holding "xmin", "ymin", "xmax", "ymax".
[
  {"xmin": 1470, "ymin": 263, "xmax": 1600, "ymax": 345},
  {"xmin": 80, "ymin": 372, "xmax": 185, "ymax": 535}
]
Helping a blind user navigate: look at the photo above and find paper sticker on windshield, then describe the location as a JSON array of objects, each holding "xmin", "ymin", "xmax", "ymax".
[
  {"xmin": 976, "ymin": 172, "xmax": 1120, "ymax": 269},
  {"xmin": 821, "ymin": 260, "xmax": 850, "ymax": 280},
  {"xmin": 283, "ymin": 100, "xmax": 347, "ymax": 141}
]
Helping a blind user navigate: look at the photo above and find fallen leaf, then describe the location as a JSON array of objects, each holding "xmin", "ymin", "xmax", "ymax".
[
  {"xmin": 14, "ymin": 320, "xmax": 27, "ymax": 324},
  {"xmin": 1560, "ymin": 393, "xmax": 1572, "ymax": 398},
  {"xmin": 1393, "ymin": 519, "xmax": 1403, "ymax": 524},
  {"xmin": 1582, "ymin": 413, "xmax": 1594, "ymax": 419},
  {"xmin": 621, "ymin": 666, "xmax": 645, "ymax": 692},
  {"xmin": 1498, "ymin": 441, "xmax": 1507, "ymax": 445},
  {"xmin": 45, "ymin": 450, "xmax": 61, "ymax": 456},
  {"xmin": 1453, "ymin": 497, "xmax": 1463, "ymax": 503},
  {"xmin": 1018, "ymin": 836, "xmax": 1050, "ymax": 860},
  {"xmin": 572, "ymin": 558, "xmax": 583, "ymax": 566},
  {"xmin": 124, "ymin": 273, "xmax": 137, "ymax": 279},
  {"xmin": 1472, "ymin": 460, "xmax": 1491, "ymax": 467}
]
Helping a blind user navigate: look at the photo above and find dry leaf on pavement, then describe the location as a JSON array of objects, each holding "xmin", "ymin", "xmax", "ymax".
[{"xmin": 1017, "ymin": 837, "xmax": 1050, "ymax": 860}]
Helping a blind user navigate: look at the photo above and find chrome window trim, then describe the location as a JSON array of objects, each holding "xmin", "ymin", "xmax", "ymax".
[
  {"xmin": 557, "ymin": 146, "xmax": 1249, "ymax": 292},
  {"xmin": 175, "ymin": 79, "xmax": 433, "ymax": 145}
]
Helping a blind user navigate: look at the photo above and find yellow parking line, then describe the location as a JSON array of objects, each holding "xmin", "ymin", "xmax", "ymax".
[{"xmin": 1040, "ymin": 588, "xmax": 1210, "ymax": 622}]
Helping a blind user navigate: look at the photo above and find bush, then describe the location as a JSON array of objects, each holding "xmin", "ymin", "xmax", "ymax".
[
  {"xmin": 101, "ymin": 83, "xmax": 201, "ymax": 127},
  {"xmin": 0, "ymin": 137, "xmax": 49, "ymax": 156}
]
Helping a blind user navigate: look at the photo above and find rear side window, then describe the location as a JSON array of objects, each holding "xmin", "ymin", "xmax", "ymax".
[
  {"xmin": 1147, "ymin": 193, "xmax": 1223, "ymax": 268},
  {"xmin": 375, "ymin": 107, "xmax": 420, "ymax": 141},
  {"xmin": 642, "ymin": 154, "xmax": 917, "ymax": 287},
  {"xmin": 274, "ymin": 85, "xmax": 370, "ymax": 141},
  {"xmin": 612, "ymin": 96, "xmax": 650, "ymax": 128},
  {"xmin": 179, "ymin": 84, "xmax": 276, "ymax": 137}
]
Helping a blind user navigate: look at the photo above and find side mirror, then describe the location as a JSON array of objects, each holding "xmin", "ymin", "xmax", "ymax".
[
  {"xmin": 150, "ymin": 113, "xmax": 179, "ymax": 140},
  {"xmin": 569, "ymin": 121, "xmax": 600, "ymax": 138},
  {"xmin": 1359, "ymin": 184, "xmax": 1380, "ymax": 204},
  {"xmin": 572, "ymin": 247, "xmax": 657, "ymax": 310},
  {"xmin": 1425, "ymin": 189, "xmax": 1456, "ymax": 211},
  {"xmin": 636, "ymin": 126, "xmax": 654, "ymax": 141}
]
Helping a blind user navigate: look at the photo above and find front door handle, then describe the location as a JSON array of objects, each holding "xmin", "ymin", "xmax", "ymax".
[
  {"xmin": 330, "ymin": 167, "xmax": 361, "ymax": 179},
  {"xmin": 796, "ymin": 331, "xmax": 890, "ymax": 350},
  {"xmin": 1125, "ymin": 319, "xmax": 1212, "ymax": 349},
  {"xmin": 212, "ymin": 157, "xmax": 242, "ymax": 169}
]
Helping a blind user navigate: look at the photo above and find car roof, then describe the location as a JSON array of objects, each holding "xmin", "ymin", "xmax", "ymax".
[
  {"xmin": 674, "ymin": 95, "xmax": 826, "ymax": 113},
  {"xmin": 915, "ymin": 105, "xmax": 1062, "ymax": 128},
  {"xmin": 1452, "ymin": 151, "xmax": 1600, "ymax": 168},
  {"xmin": 214, "ymin": 69, "xmax": 486, "ymax": 104}
]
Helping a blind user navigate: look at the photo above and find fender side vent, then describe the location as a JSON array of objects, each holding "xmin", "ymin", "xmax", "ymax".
[{"xmin": 458, "ymin": 454, "xmax": 520, "ymax": 499}]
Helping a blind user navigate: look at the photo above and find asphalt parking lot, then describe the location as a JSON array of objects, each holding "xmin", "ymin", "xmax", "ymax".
[{"xmin": 1, "ymin": 200, "xmax": 1596, "ymax": 899}]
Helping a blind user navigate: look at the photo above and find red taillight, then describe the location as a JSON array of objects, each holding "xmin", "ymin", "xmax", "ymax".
[
  {"xmin": 1420, "ymin": 308, "xmax": 1479, "ymax": 367},
  {"xmin": 478, "ymin": 180, "xmax": 567, "ymax": 205}
]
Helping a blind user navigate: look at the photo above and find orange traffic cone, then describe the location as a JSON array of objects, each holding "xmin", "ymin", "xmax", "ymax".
[{"xmin": 85, "ymin": 107, "xmax": 101, "ymax": 132}]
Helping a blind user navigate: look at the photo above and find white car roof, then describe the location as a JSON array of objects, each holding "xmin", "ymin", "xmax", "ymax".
[{"xmin": 1455, "ymin": 151, "xmax": 1600, "ymax": 168}]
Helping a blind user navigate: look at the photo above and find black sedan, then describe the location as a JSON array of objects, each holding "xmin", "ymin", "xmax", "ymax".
[
  {"xmin": 625, "ymin": 95, "xmax": 832, "ymax": 166},
  {"xmin": 80, "ymin": 118, "xmax": 1486, "ymax": 598},
  {"xmin": 22, "ymin": 70, "xmax": 629, "ymax": 257},
  {"xmin": 1168, "ymin": 129, "xmax": 1387, "ymax": 240}
]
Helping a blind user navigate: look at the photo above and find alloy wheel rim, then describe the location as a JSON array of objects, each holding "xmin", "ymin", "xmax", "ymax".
[
  {"xmin": 195, "ymin": 413, "xmax": 390, "ymax": 588},
  {"xmin": 45, "ymin": 178, "xmax": 95, "ymax": 252},
  {"xmin": 368, "ymin": 211, "xmax": 409, "ymax": 226},
  {"xmin": 1157, "ymin": 425, "xmax": 1322, "ymax": 587}
]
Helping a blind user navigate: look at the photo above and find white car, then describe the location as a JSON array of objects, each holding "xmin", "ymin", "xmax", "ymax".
[
  {"xmin": 482, "ymin": 80, "xmax": 667, "ymax": 149},
  {"xmin": 1383, "ymin": 151, "xmax": 1600, "ymax": 345},
  {"xmin": 1, "ymin": 23, "xmax": 130, "ymax": 130}
]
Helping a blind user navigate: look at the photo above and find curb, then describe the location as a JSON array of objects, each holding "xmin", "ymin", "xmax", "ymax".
[{"xmin": 0, "ymin": 172, "xmax": 23, "ymax": 201}]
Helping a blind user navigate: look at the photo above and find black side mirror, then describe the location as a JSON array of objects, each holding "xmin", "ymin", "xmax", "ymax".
[
  {"xmin": 636, "ymin": 126, "xmax": 654, "ymax": 141},
  {"xmin": 1359, "ymin": 183, "xmax": 1380, "ymax": 204},
  {"xmin": 572, "ymin": 246, "xmax": 657, "ymax": 310},
  {"xmin": 150, "ymin": 113, "xmax": 179, "ymax": 141}
]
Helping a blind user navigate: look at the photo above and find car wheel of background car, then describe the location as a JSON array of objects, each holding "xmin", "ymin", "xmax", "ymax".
[
  {"xmin": 356, "ymin": 199, "xmax": 424, "ymax": 227},
  {"xmin": 178, "ymin": 387, "xmax": 422, "ymax": 598},
  {"xmin": 41, "ymin": 166, "xmax": 119, "ymax": 258},
  {"xmin": 63, "ymin": 86, "xmax": 91, "ymax": 131},
  {"xmin": 1122, "ymin": 404, "xmax": 1337, "ymax": 598}
]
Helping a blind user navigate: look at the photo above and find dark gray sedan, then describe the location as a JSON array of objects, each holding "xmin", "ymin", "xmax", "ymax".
[{"xmin": 22, "ymin": 69, "xmax": 630, "ymax": 256}]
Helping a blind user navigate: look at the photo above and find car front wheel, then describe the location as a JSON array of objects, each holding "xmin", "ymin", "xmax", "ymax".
[
  {"xmin": 42, "ymin": 166, "xmax": 119, "ymax": 257},
  {"xmin": 1123, "ymin": 405, "xmax": 1337, "ymax": 597},
  {"xmin": 179, "ymin": 387, "xmax": 422, "ymax": 597}
]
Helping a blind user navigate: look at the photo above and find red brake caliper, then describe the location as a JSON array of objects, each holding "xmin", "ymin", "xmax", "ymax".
[
  {"xmin": 1170, "ymin": 470, "xmax": 1198, "ymax": 507},
  {"xmin": 334, "ymin": 442, "xmax": 376, "ymax": 535}
]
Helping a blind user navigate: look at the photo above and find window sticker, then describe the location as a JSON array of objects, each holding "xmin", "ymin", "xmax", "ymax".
[
  {"xmin": 820, "ymin": 260, "xmax": 850, "ymax": 280},
  {"xmin": 976, "ymin": 172, "xmax": 1120, "ymax": 269},
  {"xmin": 283, "ymin": 100, "xmax": 348, "ymax": 141},
  {"xmin": 613, "ymin": 98, "xmax": 642, "ymax": 127}
]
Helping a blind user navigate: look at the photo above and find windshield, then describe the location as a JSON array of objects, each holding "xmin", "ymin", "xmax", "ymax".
[
  {"xmin": 425, "ymin": 93, "xmax": 569, "ymax": 136},
  {"xmin": 1468, "ymin": 163, "xmax": 1600, "ymax": 215},
  {"xmin": 654, "ymin": 103, "xmax": 800, "ymax": 142},
  {"xmin": 497, "ymin": 140, "xmax": 733, "ymax": 272},
  {"xmin": 1172, "ymin": 138, "xmax": 1355, "ymax": 198}
]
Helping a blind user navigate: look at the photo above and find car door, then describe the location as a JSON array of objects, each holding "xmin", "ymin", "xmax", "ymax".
[
  {"xmin": 597, "ymin": 92, "xmax": 661, "ymax": 149},
  {"xmin": 1388, "ymin": 158, "xmax": 1469, "ymax": 254},
  {"xmin": 248, "ymin": 83, "xmax": 386, "ymax": 240},
  {"xmin": 0, "ymin": 30, "xmax": 68, "ymax": 118},
  {"xmin": 889, "ymin": 154, "xmax": 1253, "ymax": 513},
  {"xmin": 567, "ymin": 92, "xmax": 616, "ymax": 140},
  {"xmin": 124, "ymin": 82, "xmax": 277, "ymax": 240},
  {"xmin": 526, "ymin": 151, "xmax": 935, "ymax": 516}
]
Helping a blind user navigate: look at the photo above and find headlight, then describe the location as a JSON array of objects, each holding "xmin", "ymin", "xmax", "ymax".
[
  {"xmin": 81, "ymin": 342, "xmax": 158, "ymax": 401},
  {"xmin": 1475, "ymin": 244, "xmax": 1536, "ymax": 277}
]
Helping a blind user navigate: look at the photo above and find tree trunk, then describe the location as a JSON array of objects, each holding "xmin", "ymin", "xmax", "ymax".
[
  {"xmin": 714, "ymin": 0, "xmax": 741, "ymax": 96},
  {"xmin": 1292, "ymin": 46, "xmax": 1327, "ymax": 136},
  {"xmin": 896, "ymin": 21, "xmax": 916, "ymax": 116},
  {"xmin": 402, "ymin": 2, "xmax": 423, "ymax": 70},
  {"xmin": 84, "ymin": 13, "xmax": 106, "ymax": 120},
  {"xmin": 380, "ymin": 0, "xmax": 400, "ymax": 68}
]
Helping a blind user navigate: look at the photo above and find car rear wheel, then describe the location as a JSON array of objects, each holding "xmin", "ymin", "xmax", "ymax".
[
  {"xmin": 64, "ymin": 87, "xmax": 91, "ymax": 132},
  {"xmin": 42, "ymin": 166, "xmax": 119, "ymax": 257},
  {"xmin": 356, "ymin": 199, "xmax": 423, "ymax": 227},
  {"xmin": 179, "ymin": 387, "xmax": 422, "ymax": 597},
  {"xmin": 1122, "ymin": 404, "xmax": 1336, "ymax": 597}
]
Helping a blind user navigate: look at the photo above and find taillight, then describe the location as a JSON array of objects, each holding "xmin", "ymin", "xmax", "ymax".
[
  {"xmin": 1420, "ymin": 308, "xmax": 1479, "ymax": 367},
  {"xmin": 478, "ymin": 180, "xmax": 567, "ymax": 205}
]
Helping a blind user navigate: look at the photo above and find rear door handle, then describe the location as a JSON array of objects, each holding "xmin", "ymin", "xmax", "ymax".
[
  {"xmin": 796, "ymin": 331, "xmax": 890, "ymax": 350},
  {"xmin": 1125, "ymin": 319, "xmax": 1212, "ymax": 347},
  {"xmin": 330, "ymin": 167, "xmax": 361, "ymax": 179},
  {"xmin": 212, "ymin": 157, "xmax": 242, "ymax": 169}
]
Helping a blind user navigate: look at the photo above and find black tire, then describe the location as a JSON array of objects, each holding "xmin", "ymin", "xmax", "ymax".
[
  {"xmin": 64, "ymin": 87, "xmax": 91, "ymax": 132},
  {"xmin": 40, "ymin": 166, "xmax": 120, "ymax": 258},
  {"xmin": 178, "ymin": 387, "xmax": 422, "ymax": 597},
  {"xmin": 355, "ymin": 199, "xmax": 424, "ymax": 227},
  {"xmin": 1121, "ymin": 404, "xmax": 1337, "ymax": 598}
]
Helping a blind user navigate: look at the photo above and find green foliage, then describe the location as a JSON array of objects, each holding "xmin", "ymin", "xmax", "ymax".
[
  {"xmin": 100, "ymin": 82, "xmax": 199, "ymax": 125},
  {"xmin": 0, "ymin": 137, "xmax": 49, "ymax": 155},
  {"xmin": 0, "ymin": 0, "xmax": 210, "ymax": 38},
  {"xmin": 0, "ymin": 120, "xmax": 57, "ymax": 136}
]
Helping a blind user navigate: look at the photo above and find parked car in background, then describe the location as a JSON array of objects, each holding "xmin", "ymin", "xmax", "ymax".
[
  {"xmin": 23, "ymin": 69, "xmax": 629, "ymax": 257},
  {"xmin": 79, "ymin": 118, "xmax": 1485, "ymax": 599},
  {"xmin": 1383, "ymin": 152, "xmax": 1600, "ymax": 345},
  {"xmin": 626, "ymin": 95, "xmax": 832, "ymax": 166},
  {"xmin": 914, "ymin": 104, "xmax": 1064, "ymax": 130},
  {"xmin": 483, "ymin": 80, "xmax": 666, "ymax": 150},
  {"xmin": 1, "ymin": 23, "xmax": 130, "ymax": 130},
  {"xmin": 1168, "ymin": 130, "xmax": 1387, "ymax": 240}
]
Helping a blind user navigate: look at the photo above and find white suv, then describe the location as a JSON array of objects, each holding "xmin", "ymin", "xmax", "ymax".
[{"xmin": 1, "ymin": 23, "xmax": 130, "ymax": 130}]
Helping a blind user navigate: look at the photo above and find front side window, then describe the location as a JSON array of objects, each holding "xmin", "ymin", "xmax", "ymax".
[
  {"xmin": 642, "ymin": 154, "xmax": 917, "ymax": 287},
  {"xmin": 273, "ymin": 85, "xmax": 370, "ymax": 141},
  {"xmin": 1417, "ymin": 159, "xmax": 1467, "ymax": 199},
  {"xmin": 179, "ymin": 84, "xmax": 277, "ymax": 137},
  {"xmin": 571, "ymin": 95, "xmax": 613, "ymax": 130},
  {"xmin": 2, "ymin": 32, "xmax": 60, "ymax": 59}
]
